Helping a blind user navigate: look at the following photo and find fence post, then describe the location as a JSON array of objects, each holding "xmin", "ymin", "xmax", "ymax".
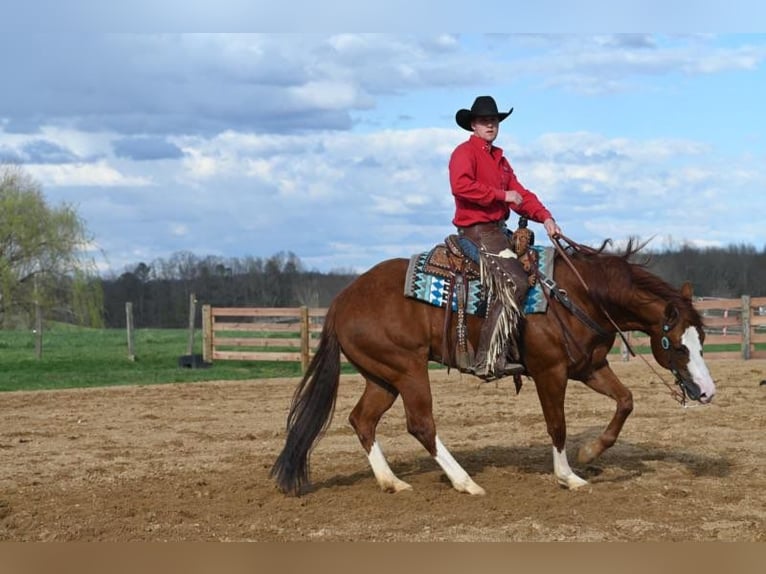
[
  {"xmin": 202, "ymin": 304, "xmax": 213, "ymax": 363},
  {"xmin": 34, "ymin": 299, "xmax": 43, "ymax": 360},
  {"xmin": 125, "ymin": 302, "xmax": 136, "ymax": 361},
  {"xmin": 186, "ymin": 293, "xmax": 197, "ymax": 356},
  {"xmin": 300, "ymin": 306, "xmax": 310, "ymax": 373},
  {"xmin": 621, "ymin": 331, "xmax": 631, "ymax": 361},
  {"xmin": 741, "ymin": 295, "xmax": 751, "ymax": 360}
]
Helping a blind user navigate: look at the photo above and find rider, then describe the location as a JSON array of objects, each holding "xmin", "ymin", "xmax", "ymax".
[{"xmin": 449, "ymin": 95, "xmax": 562, "ymax": 380}]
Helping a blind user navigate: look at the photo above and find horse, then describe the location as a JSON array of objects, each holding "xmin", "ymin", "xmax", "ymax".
[{"xmin": 270, "ymin": 237, "xmax": 717, "ymax": 496}]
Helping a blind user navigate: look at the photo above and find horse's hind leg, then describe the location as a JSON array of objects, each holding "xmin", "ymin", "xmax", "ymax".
[
  {"xmin": 349, "ymin": 379, "xmax": 412, "ymax": 493},
  {"xmin": 577, "ymin": 365, "xmax": 633, "ymax": 465}
]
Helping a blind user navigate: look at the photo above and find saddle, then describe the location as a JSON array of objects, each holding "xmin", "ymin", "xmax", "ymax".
[
  {"xmin": 422, "ymin": 234, "xmax": 481, "ymax": 281},
  {"xmin": 433, "ymin": 224, "xmax": 539, "ymax": 381},
  {"xmin": 420, "ymin": 228, "xmax": 538, "ymax": 283}
]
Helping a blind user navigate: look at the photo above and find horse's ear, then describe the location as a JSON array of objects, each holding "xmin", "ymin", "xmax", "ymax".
[{"xmin": 680, "ymin": 282, "xmax": 694, "ymax": 300}]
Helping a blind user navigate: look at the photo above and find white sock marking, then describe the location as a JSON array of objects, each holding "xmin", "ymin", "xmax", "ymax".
[
  {"xmin": 367, "ymin": 441, "xmax": 411, "ymax": 492},
  {"xmin": 434, "ymin": 436, "xmax": 485, "ymax": 495},
  {"xmin": 552, "ymin": 445, "xmax": 588, "ymax": 489}
]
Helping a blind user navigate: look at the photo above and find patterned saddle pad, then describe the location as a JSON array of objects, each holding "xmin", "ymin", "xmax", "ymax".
[{"xmin": 404, "ymin": 245, "xmax": 554, "ymax": 315}]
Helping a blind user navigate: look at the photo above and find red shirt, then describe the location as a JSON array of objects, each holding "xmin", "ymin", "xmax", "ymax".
[{"xmin": 449, "ymin": 134, "xmax": 552, "ymax": 227}]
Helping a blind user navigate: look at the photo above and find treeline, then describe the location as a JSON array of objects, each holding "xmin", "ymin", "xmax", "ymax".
[
  {"xmin": 100, "ymin": 244, "xmax": 766, "ymax": 328},
  {"xmin": 647, "ymin": 243, "xmax": 766, "ymax": 300},
  {"xmin": 101, "ymin": 251, "xmax": 357, "ymax": 328}
]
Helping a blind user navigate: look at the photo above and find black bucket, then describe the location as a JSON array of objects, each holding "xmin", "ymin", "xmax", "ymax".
[{"xmin": 177, "ymin": 354, "xmax": 210, "ymax": 369}]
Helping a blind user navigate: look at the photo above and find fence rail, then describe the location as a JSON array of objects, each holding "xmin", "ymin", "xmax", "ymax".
[
  {"xmin": 617, "ymin": 295, "xmax": 766, "ymax": 360},
  {"xmin": 202, "ymin": 295, "xmax": 766, "ymax": 370},
  {"xmin": 201, "ymin": 305, "xmax": 339, "ymax": 371}
]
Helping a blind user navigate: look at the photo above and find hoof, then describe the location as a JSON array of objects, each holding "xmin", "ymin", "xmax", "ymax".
[
  {"xmin": 381, "ymin": 479, "xmax": 413, "ymax": 493},
  {"xmin": 557, "ymin": 474, "xmax": 588, "ymax": 490},
  {"xmin": 454, "ymin": 480, "xmax": 486, "ymax": 496},
  {"xmin": 463, "ymin": 483, "xmax": 486, "ymax": 496},
  {"xmin": 577, "ymin": 443, "xmax": 602, "ymax": 465}
]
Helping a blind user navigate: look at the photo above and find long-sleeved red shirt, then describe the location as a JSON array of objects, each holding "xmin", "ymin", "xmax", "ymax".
[{"xmin": 449, "ymin": 134, "xmax": 552, "ymax": 227}]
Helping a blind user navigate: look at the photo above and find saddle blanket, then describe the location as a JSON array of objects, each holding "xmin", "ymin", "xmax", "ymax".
[{"xmin": 404, "ymin": 245, "xmax": 553, "ymax": 315}]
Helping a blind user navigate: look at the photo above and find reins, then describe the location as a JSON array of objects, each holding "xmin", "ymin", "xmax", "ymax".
[
  {"xmin": 550, "ymin": 233, "xmax": 635, "ymax": 353},
  {"xmin": 546, "ymin": 233, "xmax": 688, "ymax": 405}
]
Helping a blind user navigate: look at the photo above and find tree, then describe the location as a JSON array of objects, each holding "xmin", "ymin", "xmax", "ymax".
[{"xmin": 0, "ymin": 165, "xmax": 103, "ymax": 328}]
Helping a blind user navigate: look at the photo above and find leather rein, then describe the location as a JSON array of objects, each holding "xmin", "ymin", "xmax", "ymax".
[{"xmin": 540, "ymin": 233, "xmax": 687, "ymax": 405}]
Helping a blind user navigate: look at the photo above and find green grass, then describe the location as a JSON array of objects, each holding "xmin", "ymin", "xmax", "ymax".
[
  {"xmin": 3, "ymin": 326, "xmax": 762, "ymax": 393},
  {"xmin": 0, "ymin": 326, "xmax": 313, "ymax": 393},
  {"xmin": 609, "ymin": 342, "xmax": 764, "ymax": 356}
]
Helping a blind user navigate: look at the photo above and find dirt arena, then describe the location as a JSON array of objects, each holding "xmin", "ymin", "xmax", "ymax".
[{"xmin": 0, "ymin": 359, "xmax": 763, "ymax": 541}]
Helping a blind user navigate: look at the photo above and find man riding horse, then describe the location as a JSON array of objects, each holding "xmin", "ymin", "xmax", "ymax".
[
  {"xmin": 449, "ymin": 95, "xmax": 562, "ymax": 380},
  {"xmin": 271, "ymin": 98, "xmax": 716, "ymax": 497}
]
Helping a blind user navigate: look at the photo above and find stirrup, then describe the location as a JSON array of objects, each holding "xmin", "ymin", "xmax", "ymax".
[
  {"xmin": 463, "ymin": 362, "xmax": 492, "ymax": 380},
  {"xmin": 466, "ymin": 362, "xmax": 525, "ymax": 381},
  {"xmin": 497, "ymin": 363, "xmax": 525, "ymax": 377}
]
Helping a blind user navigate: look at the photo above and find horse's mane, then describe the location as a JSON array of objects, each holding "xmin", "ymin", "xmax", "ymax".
[{"xmin": 570, "ymin": 238, "xmax": 704, "ymax": 328}]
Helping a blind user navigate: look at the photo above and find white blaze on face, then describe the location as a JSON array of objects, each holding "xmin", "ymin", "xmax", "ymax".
[{"xmin": 682, "ymin": 326, "xmax": 716, "ymax": 402}]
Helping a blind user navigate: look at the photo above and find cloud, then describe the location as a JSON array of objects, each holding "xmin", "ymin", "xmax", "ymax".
[
  {"xmin": 0, "ymin": 34, "xmax": 471, "ymax": 137},
  {"xmin": 0, "ymin": 135, "xmax": 83, "ymax": 165},
  {"xmin": 1, "ymin": 33, "xmax": 765, "ymax": 274},
  {"xmin": 3, "ymin": 34, "xmax": 762, "ymax": 139},
  {"xmin": 505, "ymin": 34, "xmax": 766, "ymax": 94},
  {"xmin": 24, "ymin": 121, "xmax": 764, "ymax": 274},
  {"xmin": 26, "ymin": 161, "xmax": 152, "ymax": 187},
  {"xmin": 21, "ymin": 140, "xmax": 81, "ymax": 164},
  {"xmin": 0, "ymin": 146, "xmax": 24, "ymax": 164},
  {"xmin": 113, "ymin": 136, "xmax": 184, "ymax": 161}
]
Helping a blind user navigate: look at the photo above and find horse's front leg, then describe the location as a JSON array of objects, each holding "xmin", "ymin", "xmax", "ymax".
[
  {"xmin": 577, "ymin": 363, "xmax": 634, "ymax": 464},
  {"xmin": 533, "ymin": 371, "xmax": 588, "ymax": 489}
]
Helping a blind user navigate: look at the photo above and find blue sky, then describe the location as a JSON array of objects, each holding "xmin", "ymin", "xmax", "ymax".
[{"xmin": 1, "ymin": 31, "xmax": 765, "ymax": 274}]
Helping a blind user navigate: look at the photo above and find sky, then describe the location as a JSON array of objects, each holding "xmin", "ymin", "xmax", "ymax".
[{"xmin": 1, "ymin": 29, "xmax": 765, "ymax": 275}]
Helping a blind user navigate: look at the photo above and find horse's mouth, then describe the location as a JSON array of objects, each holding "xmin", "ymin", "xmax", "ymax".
[
  {"xmin": 698, "ymin": 392, "xmax": 714, "ymax": 404},
  {"xmin": 679, "ymin": 378, "xmax": 715, "ymax": 404}
]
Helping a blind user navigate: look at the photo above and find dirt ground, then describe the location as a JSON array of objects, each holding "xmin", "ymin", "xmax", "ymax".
[{"xmin": 0, "ymin": 359, "xmax": 764, "ymax": 542}]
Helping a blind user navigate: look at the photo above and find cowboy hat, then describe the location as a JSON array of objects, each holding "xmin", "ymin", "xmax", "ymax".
[{"xmin": 455, "ymin": 96, "xmax": 513, "ymax": 131}]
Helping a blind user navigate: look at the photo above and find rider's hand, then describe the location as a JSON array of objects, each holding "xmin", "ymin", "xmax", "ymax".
[{"xmin": 543, "ymin": 218, "xmax": 561, "ymax": 238}]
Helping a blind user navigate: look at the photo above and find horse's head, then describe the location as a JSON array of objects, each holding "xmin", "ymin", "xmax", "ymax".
[{"xmin": 650, "ymin": 282, "xmax": 716, "ymax": 404}]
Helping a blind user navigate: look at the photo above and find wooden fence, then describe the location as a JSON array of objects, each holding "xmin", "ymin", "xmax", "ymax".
[
  {"xmin": 202, "ymin": 296, "xmax": 766, "ymax": 369},
  {"xmin": 618, "ymin": 295, "xmax": 766, "ymax": 360},
  {"xmin": 201, "ymin": 306, "xmax": 338, "ymax": 372}
]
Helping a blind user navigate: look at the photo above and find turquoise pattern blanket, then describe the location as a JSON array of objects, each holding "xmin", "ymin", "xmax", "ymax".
[{"xmin": 404, "ymin": 245, "xmax": 553, "ymax": 315}]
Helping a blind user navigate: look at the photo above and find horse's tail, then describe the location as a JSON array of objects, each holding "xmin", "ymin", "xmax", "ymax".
[{"xmin": 270, "ymin": 306, "xmax": 341, "ymax": 496}]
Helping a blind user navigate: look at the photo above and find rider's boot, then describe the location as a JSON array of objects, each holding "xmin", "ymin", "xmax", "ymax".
[{"xmin": 468, "ymin": 299, "xmax": 525, "ymax": 381}]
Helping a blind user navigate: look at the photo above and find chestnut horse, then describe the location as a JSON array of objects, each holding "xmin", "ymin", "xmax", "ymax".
[{"xmin": 271, "ymin": 239, "xmax": 716, "ymax": 496}]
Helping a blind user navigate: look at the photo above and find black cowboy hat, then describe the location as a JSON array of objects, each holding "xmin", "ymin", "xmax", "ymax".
[{"xmin": 455, "ymin": 96, "xmax": 513, "ymax": 131}]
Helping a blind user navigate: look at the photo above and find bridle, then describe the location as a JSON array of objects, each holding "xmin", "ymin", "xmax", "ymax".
[
  {"xmin": 659, "ymin": 320, "xmax": 705, "ymax": 404},
  {"xmin": 541, "ymin": 233, "xmax": 690, "ymax": 405}
]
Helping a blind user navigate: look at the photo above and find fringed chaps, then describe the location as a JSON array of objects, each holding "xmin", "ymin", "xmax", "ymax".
[{"xmin": 479, "ymin": 247, "xmax": 523, "ymax": 375}]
